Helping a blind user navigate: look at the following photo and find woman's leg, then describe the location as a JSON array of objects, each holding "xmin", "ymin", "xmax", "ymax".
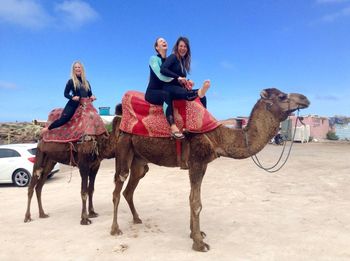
[
  {"xmin": 163, "ymin": 85, "xmax": 197, "ymax": 101},
  {"xmin": 145, "ymin": 89, "xmax": 183, "ymax": 139},
  {"xmin": 197, "ymin": 80, "xmax": 210, "ymax": 98},
  {"xmin": 41, "ymin": 100, "xmax": 79, "ymax": 135}
]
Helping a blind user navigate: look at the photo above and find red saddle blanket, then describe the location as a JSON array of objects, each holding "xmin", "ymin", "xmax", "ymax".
[
  {"xmin": 119, "ymin": 91, "xmax": 221, "ymax": 137},
  {"xmin": 43, "ymin": 98, "xmax": 107, "ymax": 143}
]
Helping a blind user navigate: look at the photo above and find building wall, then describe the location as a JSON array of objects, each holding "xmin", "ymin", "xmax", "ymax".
[
  {"xmin": 288, "ymin": 115, "xmax": 330, "ymax": 140},
  {"xmin": 335, "ymin": 123, "xmax": 350, "ymax": 140}
]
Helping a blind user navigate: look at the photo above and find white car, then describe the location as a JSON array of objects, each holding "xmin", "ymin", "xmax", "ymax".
[{"xmin": 0, "ymin": 143, "xmax": 60, "ymax": 187}]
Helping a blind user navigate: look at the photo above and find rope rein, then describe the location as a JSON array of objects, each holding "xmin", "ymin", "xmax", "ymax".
[{"xmin": 244, "ymin": 109, "xmax": 302, "ymax": 173}]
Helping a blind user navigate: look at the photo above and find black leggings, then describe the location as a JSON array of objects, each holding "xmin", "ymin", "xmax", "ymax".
[
  {"xmin": 145, "ymin": 89, "xmax": 174, "ymax": 125},
  {"xmin": 48, "ymin": 100, "xmax": 79, "ymax": 130},
  {"xmin": 145, "ymin": 87, "xmax": 207, "ymax": 126},
  {"xmin": 163, "ymin": 85, "xmax": 207, "ymax": 123}
]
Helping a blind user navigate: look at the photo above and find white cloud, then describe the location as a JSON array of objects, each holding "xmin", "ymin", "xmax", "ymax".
[
  {"xmin": 55, "ymin": 0, "xmax": 98, "ymax": 28},
  {"xmin": 0, "ymin": 0, "xmax": 98, "ymax": 30},
  {"xmin": 0, "ymin": 81, "xmax": 17, "ymax": 89},
  {"xmin": 321, "ymin": 6, "xmax": 350, "ymax": 22},
  {"xmin": 0, "ymin": 0, "xmax": 52, "ymax": 29}
]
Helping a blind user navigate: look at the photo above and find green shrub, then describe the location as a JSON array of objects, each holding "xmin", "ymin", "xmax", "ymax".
[
  {"xmin": 326, "ymin": 131, "xmax": 339, "ymax": 140},
  {"xmin": 105, "ymin": 123, "xmax": 113, "ymax": 133}
]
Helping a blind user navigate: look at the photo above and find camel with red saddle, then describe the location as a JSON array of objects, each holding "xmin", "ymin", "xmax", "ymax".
[
  {"xmin": 110, "ymin": 88, "xmax": 310, "ymax": 252},
  {"xmin": 24, "ymin": 98, "xmax": 117, "ymax": 225}
]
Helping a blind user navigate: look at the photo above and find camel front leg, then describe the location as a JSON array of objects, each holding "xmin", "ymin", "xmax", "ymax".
[
  {"xmin": 79, "ymin": 165, "xmax": 91, "ymax": 225},
  {"xmin": 188, "ymin": 163, "xmax": 210, "ymax": 252},
  {"xmin": 123, "ymin": 160, "xmax": 149, "ymax": 224},
  {"xmin": 87, "ymin": 162, "xmax": 100, "ymax": 218}
]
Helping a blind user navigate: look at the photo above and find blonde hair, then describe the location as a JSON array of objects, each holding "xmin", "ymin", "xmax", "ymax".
[{"xmin": 71, "ymin": 61, "xmax": 90, "ymax": 91}]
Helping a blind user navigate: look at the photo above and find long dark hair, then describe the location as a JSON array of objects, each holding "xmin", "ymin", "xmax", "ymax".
[{"xmin": 172, "ymin": 36, "xmax": 191, "ymax": 73}]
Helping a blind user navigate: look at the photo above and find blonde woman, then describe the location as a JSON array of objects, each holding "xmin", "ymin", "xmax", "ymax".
[{"xmin": 40, "ymin": 61, "xmax": 96, "ymax": 135}]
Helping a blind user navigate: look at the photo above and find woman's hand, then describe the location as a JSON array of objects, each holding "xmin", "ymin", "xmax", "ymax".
[
  {"xmin": 177, "ymin": 77, "xmax": 187, "ymax": 86},
  {"xmin": 184, "ymin": 80, "xmax": 194, "ymax": 90},
  {"xmin": 90, "ymin": 95, "xmax": 96, "ymax": 101},
  {"xmin": 72, "ymin": 96, "xmax": 80, "ymax": 101}
]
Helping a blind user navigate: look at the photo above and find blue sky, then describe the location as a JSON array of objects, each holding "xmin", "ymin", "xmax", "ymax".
[{"xmin": 0, "ymin": 0, "xmax": 349, "ymax": 122}]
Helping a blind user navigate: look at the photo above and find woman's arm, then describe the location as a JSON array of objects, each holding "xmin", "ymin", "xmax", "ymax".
[
  {"xmin": 149, "ymin": 56, "xmax": 173, "ymax": 82},
  {"xmin": 87, "ymin": 81, "xmax": 93, "ymax": 97},
  {"xmin": 87, "ymin": 82, "xmax": 96, "ymax": 101},
  {"xmin": 160, "ymin": 54, "xmax": 181, "ymax": 79},
  {"xmin": 64, "ymin": 79, "xmax": 74, "ymax": 100}
]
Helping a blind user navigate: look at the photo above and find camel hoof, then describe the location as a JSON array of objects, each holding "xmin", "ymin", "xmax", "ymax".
[
  {"xmin": 88, "ymin": 211, "xmax": 99, "ymax": 218},
  {"xmin": 133, "ymin": 217, "xmax": 142, "ymax": 224},
  {"xmin": 192, "ymin": 242, "xmax": 210, "ymax": 252},
  {"xmin": 24, "ymin": 216, "xmax": 32, "ymax": 223},
  {"xmin": 80, "ymin": 218, "xmax": 92, "ymax": 225},
  {"xmin": 39, "ymin": 213, "xmax": 49, "ymax": 219},
  {"xmin": 110, "ymin": 228, "xmax": 123, "ymax": 236}
]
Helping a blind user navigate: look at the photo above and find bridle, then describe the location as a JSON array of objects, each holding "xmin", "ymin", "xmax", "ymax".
[{"xmin": 243, "ymin": 98, "xmax": 305, "ymax": 173}]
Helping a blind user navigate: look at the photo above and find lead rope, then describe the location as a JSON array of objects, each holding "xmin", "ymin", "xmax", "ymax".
[
  {"xmin": 244, "ymin": 109, "xmax": 301, "ymax": 173},
  {"xmin": 67, "ymin": 142, "xmax": 78, "ymax": 183}
]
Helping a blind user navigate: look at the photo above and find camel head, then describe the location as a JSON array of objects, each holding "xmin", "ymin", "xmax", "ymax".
[{"xmin": 259, "ymin": 88, "xmax": 310, "ymax": 121}]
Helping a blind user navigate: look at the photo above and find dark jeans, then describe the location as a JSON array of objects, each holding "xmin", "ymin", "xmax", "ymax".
[
  {"xmin": 145, "ymin": 86, "xmax": 207, "ymax": 126},
  {"xmin": 163, "ymin": 84, "xmax": 207, "ymax": 123},
  {"xmin": 48, "ymin": 99, "xmax": 79, "ymax": 130}
]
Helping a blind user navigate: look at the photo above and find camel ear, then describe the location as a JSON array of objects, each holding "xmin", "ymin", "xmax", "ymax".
[{"xmin": 260, "ymin": 90, "xmax": 268, "ymax": 99}]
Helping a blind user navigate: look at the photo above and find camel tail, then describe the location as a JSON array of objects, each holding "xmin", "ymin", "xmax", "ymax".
[{"xmin": 115, "ymin": 103, "xmax": 122, "ymax": 116}]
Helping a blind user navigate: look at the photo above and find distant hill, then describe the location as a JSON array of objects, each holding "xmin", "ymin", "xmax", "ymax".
[{"xmin": 0, "ymin": 122, "xmax": 41, "ymax": 145}]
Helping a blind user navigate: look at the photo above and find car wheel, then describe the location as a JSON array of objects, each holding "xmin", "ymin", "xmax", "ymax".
[{"xmin": 12, "ymin": 169, "xmax": 31, "ymax": 187}]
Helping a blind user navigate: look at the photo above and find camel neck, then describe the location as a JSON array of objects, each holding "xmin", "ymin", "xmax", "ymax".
[{"xmin": 212, "ymin": 101, "xmax": 280, "ymax": 159}]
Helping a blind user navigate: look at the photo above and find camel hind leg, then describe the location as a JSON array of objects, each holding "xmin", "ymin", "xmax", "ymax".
[
  {"xmin": 24, "ymin": 152, "xmax": 56, "ymax": 222},
  {"xmin": 123, "ymin": 159, "xmax": 149, "ymax": 224},
  {"xmin": 188, "ymin": 163, "xmax": 210, "ymax": 252},
  {"xmin": 111, "ymin": 134, "xmax": 134, "ymax": 235}
]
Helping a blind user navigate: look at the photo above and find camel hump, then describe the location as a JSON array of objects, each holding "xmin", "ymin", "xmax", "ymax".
[
  {"xmin": 43, "ymin": 98, "xmax": 107, "ymax": 143},
  {"xmin": 119, "ymin": 90, "xmax": 221, "ymax": 137}
]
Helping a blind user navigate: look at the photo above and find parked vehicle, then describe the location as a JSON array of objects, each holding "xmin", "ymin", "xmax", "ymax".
[
  {"xmin": 0, "ymin": 143, "xmax": 60, "ymax": 187},
  {"xmin": 273, "ymin": 133, "xmax": 286, "ymax": 145}
]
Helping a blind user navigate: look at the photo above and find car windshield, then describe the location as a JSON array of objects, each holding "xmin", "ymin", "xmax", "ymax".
[{"xmin": 27, "ymin": 148, "xmax": 37, "ymax": 155}]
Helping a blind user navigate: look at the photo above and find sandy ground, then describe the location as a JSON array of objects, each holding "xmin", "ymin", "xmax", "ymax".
[{"xmin": 0, "ymin": 142, "xmax": 350, "ymax": 261}]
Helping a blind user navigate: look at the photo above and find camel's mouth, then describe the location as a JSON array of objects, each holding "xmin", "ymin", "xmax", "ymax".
[
  {"xmin": 288, "ymin": 93, "xmax": 310, "ymax": 110},
  {"xmin": 297, "ymin": 99, "xmax": 310, "ymax": 109}
]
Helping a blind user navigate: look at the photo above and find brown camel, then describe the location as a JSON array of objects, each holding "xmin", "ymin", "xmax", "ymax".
[
  {"xmin": 24, "ymin": 116, "xmax": 120, "ymax": 225},
  {"xmin": 110, "ymin": 88, "xmax": 310, "ymax": 251}
]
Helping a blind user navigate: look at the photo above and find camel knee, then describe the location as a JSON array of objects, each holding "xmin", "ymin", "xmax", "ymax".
[
  {"xmin": 190, "ymin": 201, "xmax": 202, "ymax": 215},
  {"xmin": 81, "ymin": 192, "xmax": 88, "ymax": 201},
  {"xmin": 119, "ymin": 173, "xmax": 129, "ymax": 182},
  {"xmin": 194, "ymin": 206, "xmax": 202, "ymax": 215},
  {"xmin": 35, "ymin": 168, "xmax": 43, "ymax": 178}
]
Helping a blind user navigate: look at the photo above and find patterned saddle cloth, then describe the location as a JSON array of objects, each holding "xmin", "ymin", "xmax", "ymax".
[
  {"xmin": 119, "ymin": 91, "xmax": 221, "ymax": 137},
  {"xmin": 42, "ymin": 98, "xmax": 107, "ymax": 142}
]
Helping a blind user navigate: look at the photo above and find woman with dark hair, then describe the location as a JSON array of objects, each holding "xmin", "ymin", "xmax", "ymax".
[
  {"xmin": 145, "ymin": 37, "xmax": 185, "ymax": 139},
  {"xmin": 40, "ymin": 61, "xmax": 96, "ymax": 135},
  {"xmin": 160, "ymin": 36, "xmax": 210, "ymax": 137}
]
